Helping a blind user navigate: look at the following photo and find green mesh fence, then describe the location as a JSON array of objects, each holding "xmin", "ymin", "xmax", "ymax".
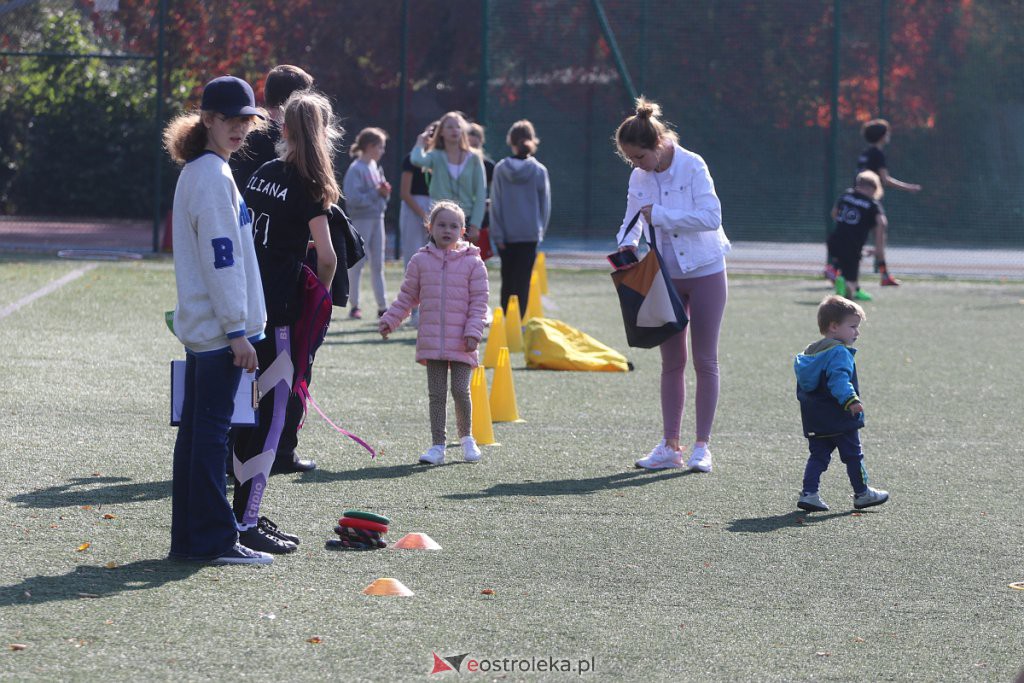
[
  {"xmin": 485, "ymin": 0, "xmax": 1024, "ymax": 248},
  {"xmin": 1, "ymin": 0, "xmax": 1022, "ymax": 252}
]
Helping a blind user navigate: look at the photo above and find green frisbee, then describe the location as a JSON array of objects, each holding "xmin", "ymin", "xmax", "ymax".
[{"xmin": 342, "ymin": 509, "xmax": 391, "ymax": 525}]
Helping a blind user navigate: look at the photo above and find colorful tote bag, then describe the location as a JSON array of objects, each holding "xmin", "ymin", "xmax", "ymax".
[{"xmin": 611, "ymin": 211, "xmax": 688, "ymax": 348}]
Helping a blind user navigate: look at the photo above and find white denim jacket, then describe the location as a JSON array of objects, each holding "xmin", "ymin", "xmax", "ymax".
[{"xmin": 615, "ymin": 144, "xmax": 731, "ymax": 277}]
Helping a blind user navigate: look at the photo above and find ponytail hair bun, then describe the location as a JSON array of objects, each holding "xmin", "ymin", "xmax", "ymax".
[
  {"xmin": 614, "ymin": 96, "xmax": 677, "ymax": 163},
  {"xmin": 506, "ymin": 119, "xmax": 539, "ymax": 157},
  {"xmin": 634, "ymin": 97, "xmax": 662, "ymax": 120}
]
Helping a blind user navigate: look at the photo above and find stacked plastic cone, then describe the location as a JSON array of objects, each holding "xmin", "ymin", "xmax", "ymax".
[{"xmin": 327, "ymin": 510, "xmax": 390, "ymax": 550}]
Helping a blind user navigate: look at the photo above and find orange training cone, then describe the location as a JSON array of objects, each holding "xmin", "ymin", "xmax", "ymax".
[
  {"xmin": 523, "ymin": 272, "xmax": 544, "ymax": 322},
  {"xmin": 362, "ymin": 578, "xmax": 415, "ymax": 596},
  {"xmin": 392, "ymin": 532, "xmax": 442, "ymax": 550},
  {"xmin": 470, "ymin": 366, "xmax": 497, "ymax": 445},
  {"xmin": 482, "ymin": 307, "xmax": 506, "ymax": 369},
  {"xmin": 490, "ymin": 347, "xmax": 522, "ymax": 422},
  {"xmin": 505, "ymin": 296, "xmax": 523, "ymax": 353},
  {"xmin": 533, "ymin": 251, "xmax": 549, "ymax": 295}
]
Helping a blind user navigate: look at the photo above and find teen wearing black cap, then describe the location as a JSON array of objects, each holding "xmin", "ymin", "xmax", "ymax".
[{"xmin": 163, "ymin": 76, "xmax": 273, "ymax": 565}]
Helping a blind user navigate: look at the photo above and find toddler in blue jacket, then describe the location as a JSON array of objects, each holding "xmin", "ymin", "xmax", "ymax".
[{"xmin": 794, "ymin": 295, "xmax": 888, "ymax": 512}]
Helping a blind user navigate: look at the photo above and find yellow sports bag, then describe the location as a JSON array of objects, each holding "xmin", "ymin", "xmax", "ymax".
[{"xmin": 522, "ymin": 318, "xmax": 631, "ymax": 372}]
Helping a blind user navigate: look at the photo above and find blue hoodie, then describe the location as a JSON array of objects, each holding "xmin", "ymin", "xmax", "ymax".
[{"xmin": 794, "ymin": 338, "xmax": 864, "ymax": 437}]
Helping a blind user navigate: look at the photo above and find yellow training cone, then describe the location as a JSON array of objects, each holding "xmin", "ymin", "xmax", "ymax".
[
  {"xmin": 490, "ymin": 347, "xmax": 523, "ymax": 422},
  {"xmin": 470, "ymin": 366, "xmax": 497, "ymax": 445},
  {"xmin": 482, "ymin": 307, "xmax": 506, "ymax": 369},
  {"xmin": 392, "ymin": 532, "xmax": 443, "ymax": 550},
  {"xmin": 523, "ymin": 272, "xmax": 544, "ymax": 322},
  {"xmin": 533, "ymin": 251, "xmax": 549, "ymax": 295},
  {"xmin": 505, "ymin": 296, "xmax": 523, "ymax": 353},
  {"xmin": 362, "ymin": 578, "xmax": 415, "ymax": 596}
]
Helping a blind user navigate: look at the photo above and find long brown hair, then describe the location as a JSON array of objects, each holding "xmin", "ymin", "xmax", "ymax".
[
  {"xmin": 349, "ymin": 127, "xmax": 388, "ymax": 158},
  {"xmin": 277, "ymin": 90, "xmax": 343, "ymax": 208},
  {"xmin": 507, "ymin": 119, "xmax": 539, "ymax": 157}
]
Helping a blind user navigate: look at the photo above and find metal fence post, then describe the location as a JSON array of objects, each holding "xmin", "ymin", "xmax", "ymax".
[
  {"xmin": 826, "ymin": 0, "xmax": 841, "ymax": 239},
  {"xmin": 151, "ymin": 0, "xmax": 167, "ymax": 253},
  {"xmin": 479, "ymin": 0, "xmax": 489, "ymax": 129},
  {"xmin": 878, "ymin": 0, "xmax": 888, "ymax": 118},
  {"xmin": 395, "ymin": 0, "xmax": 409, "ymax": 259}
]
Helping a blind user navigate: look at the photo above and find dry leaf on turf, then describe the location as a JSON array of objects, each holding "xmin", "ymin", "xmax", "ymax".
[
  {"xmin": 81, "ymin": 505, "xmax": 92, "ymax": 510},
  {"xmin": 76, "ymin": 543, "xmax": 90, "ymax": 552},
  {"xmin": 481, "ymin": 589, "xmax": 495, "ymax": 595},
  {"xmin": 104, "ymin": 561, "xmax": 118, "ymax": 569},
  {"xmin": 102, "ymin": 514, "xmax": 116, "ymax": 520},
  {"xmin": 9, "ymin": 644, "xmax": 27, "ymax": 651},
  {"xmin": 307, "ymin": 636, "xmax": 322, "ymax": 644}
]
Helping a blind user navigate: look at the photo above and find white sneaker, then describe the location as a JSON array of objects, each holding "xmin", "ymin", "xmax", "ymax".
[
  {"xmin": 797, "ymin": 491, "xmax": 830, "ymax": 512},
  {"xmin": 634, "ymin": 441, "xmax": 683, "ymax": 470},
  {"xmin": 687, "ymin": 444, "xmax": 713, "ymax": 473},
  {"xmin": 853, "ymin": 486, "xmax": 889, "ymax": 510},
  {"xmin": 461, "ymin": 436, "xmax": 481, "ymax": 462},
  {"xmin": 418, "ymin": 444, "xmax": 446, "ymax": 465}
]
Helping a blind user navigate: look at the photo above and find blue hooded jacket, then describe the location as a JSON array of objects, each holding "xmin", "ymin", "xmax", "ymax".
[{"xmin": 794, "ymin": 338, "xmax": 864, "ymax": 437}]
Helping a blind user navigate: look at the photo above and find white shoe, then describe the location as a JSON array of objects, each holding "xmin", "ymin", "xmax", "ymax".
[
  {"xmin": 797, "ymin": 491, "xmax": 830, "ymax": 512},
  {"xmin": 853, "ymin": 486, "xmax": 889, "ymax": 509},
  {"xmin": 687, "ymin": 444, "xmax": 713, "ymax": 473},
  {"xmin": 634, "ymin": 441, "xmax": 683, "ymax": 470},
  {"xmin": 418, "ymin": 444, "xmax": 445, "ymax": 465},
  {"xmin": 461, "ymin": 436, "xmax": 481, "ymax": 462}
]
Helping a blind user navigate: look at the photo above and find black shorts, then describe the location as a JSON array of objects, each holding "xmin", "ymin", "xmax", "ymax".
[{"xmin": 827, "ymin": 231, "xmax": 868, "ymax": 281}]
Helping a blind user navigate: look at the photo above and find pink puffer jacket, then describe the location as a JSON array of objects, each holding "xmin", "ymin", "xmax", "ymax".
[{"xmin": 380, "ymin": 241, "xmax": 489, "ymax": 367}]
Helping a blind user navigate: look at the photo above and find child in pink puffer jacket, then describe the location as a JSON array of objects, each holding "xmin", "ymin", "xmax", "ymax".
[{"xmin": 379, "ymin": 201, "xmax": 489, "ymax": 465}]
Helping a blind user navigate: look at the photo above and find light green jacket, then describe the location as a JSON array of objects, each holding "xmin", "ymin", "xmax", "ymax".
[{"xmin": 410, "ymin": 144, "xmax": 487, "ymax": 228}]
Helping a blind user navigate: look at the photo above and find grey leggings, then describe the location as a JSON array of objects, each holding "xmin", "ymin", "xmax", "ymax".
[{"xmin": 426, "ymin": 360, "xmax": 473, "ymax": 445}]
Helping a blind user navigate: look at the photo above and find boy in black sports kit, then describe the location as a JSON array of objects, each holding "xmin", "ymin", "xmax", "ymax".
[{"xmin": 829, "ymin": 171, "xmax": 886, "ymax": 301}]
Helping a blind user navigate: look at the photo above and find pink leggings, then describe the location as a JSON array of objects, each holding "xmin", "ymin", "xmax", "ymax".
[{"xmin": 660, "ymin": 269, "xmax": 728, "ymax": 443}]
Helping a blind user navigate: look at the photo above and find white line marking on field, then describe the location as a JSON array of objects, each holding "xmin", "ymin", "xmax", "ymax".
[{"xmin": 0, "ymin": 264, "xmax": 98, "ymax": 321}]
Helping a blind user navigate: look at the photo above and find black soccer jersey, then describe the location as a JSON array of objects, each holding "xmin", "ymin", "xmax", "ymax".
[
  {"xmin": 833, "ymin": 189, "xmax": 884, "ymax": 243},
  {"xmin": 243, "ymin": 159, "xmax": 328, "ymax": 324},
  {"xmin": 856, "ymin": 146, "xmax": 886, "ymax": 176}
]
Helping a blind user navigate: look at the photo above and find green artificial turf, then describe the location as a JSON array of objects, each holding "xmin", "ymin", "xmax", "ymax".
[{"xmin": 0, "ymin": 258, "xmax": 1022, "ymax": 681}]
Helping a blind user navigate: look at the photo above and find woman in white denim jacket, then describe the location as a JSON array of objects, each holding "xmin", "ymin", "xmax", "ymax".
[{"xmin": 614, "ymin": 98, "xmax": 731, "ymax": 474}]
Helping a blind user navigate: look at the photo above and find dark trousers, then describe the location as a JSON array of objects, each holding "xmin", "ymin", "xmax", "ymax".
[
  {"xmin": 170, "ymin": 351, "xmax": 240, "ymax": 560},
  {"xmin": 498, "ymin": 241, "xmax": 538, "ymax": 313},
  {"xmin": 802, "ymin": 430, "xmax": 868, "ymax": 495}
]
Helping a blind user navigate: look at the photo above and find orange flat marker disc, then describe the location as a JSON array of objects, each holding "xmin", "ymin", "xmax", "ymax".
[
  {"xmin": 392, "ymin": 532, "xmax": 442, "ymax": 550},
  {"xmin": 362, "ymin": 578, "xmax": 414, "ymax": 596}
]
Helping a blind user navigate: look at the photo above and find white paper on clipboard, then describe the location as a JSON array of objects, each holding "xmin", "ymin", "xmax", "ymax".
[{"xmin": 170, "ymin": 360, "xmax": 258, "ymax": 426}]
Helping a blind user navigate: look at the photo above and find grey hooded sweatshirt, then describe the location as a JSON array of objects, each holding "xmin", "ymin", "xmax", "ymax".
[{"xmin": 490, "ymin": 156, "xmax": 551, "ymax": 245}]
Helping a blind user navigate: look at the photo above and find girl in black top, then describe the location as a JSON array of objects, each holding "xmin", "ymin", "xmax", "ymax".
[{"xmin": 232, "ymin": 90, "xmax": 341, "ymax": 553}]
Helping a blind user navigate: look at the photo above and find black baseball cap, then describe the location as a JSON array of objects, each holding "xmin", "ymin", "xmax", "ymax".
[{"xmin": 200, "ymin": 76, "xmax": 265, "ymax": 118}]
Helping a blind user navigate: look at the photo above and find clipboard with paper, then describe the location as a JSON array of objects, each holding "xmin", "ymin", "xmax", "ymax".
[{"xmin": 169, "ymin": 361, "xmax": 259, "ymax": 426}]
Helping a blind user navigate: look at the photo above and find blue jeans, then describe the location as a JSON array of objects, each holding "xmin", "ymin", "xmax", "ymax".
[
  {"xmin": 170, "ymin": 351, "xmax": 240, "ymax": 560},
  {"xmin": 802, "ymin": 430, "xmax": 868, "ymax": 495}
]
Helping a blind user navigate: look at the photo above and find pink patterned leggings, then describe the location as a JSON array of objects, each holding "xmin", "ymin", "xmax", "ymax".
[{"xmin": 660, "ymin": 269, "xmax": 728, "ymax": 443}]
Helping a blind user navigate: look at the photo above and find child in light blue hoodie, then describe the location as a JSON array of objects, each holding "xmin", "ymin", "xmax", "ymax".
[{"xmin": 794, "ymin": 295, "xmax": 888, "ymax": 513}]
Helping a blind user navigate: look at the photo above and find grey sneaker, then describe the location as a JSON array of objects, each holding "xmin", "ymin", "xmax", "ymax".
[
  {"xmin": 853, "ymin": 487, "xmax": 889, "ymax": 510},
  {"xmin": 797, "ymin": 491, "xmax": 830, "ymax": 512},
  {"xmin": 210, "ymin": 542, "xmax": 273, "ymax": 565}
]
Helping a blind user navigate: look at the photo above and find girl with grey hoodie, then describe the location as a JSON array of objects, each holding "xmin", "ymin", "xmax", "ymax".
[{"xmin": 490, "ymin": 120, "xmax": 551, "ymax": 312}]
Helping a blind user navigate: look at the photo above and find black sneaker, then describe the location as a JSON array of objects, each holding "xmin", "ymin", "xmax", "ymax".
[
  {"xmin": 258, "ymin": 516, "xmax": 300, "ymax": 545},
  {"xmin": 210, "ymin": 542, "xmax": 273, "ymax": 565},
  {"xmin": 271, "ymin": 455, "xmax": 317, "ymax": 474},
  {"xmin": 239, "ymin": 526, "xmax": 297, "ymax": 554}
]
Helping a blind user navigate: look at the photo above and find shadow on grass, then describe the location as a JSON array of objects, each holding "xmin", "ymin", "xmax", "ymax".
[
  {"xmin": 727, "ymin": 509, "xmax": 858, "ymax": 533},
  {"xmin": 8, "ymin": 477, "xmax": 170, "ymax": 509},
  {"xmin": 294, "ymin": 462, "xmax": 430, "ymax": 483},
  {"xmin": 443, "ymin": 468, "xmax": 694, "ymax": 500},
  {"xmin": 0, "ymin": 559, "xmax": 201, "ymax": 607}
]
